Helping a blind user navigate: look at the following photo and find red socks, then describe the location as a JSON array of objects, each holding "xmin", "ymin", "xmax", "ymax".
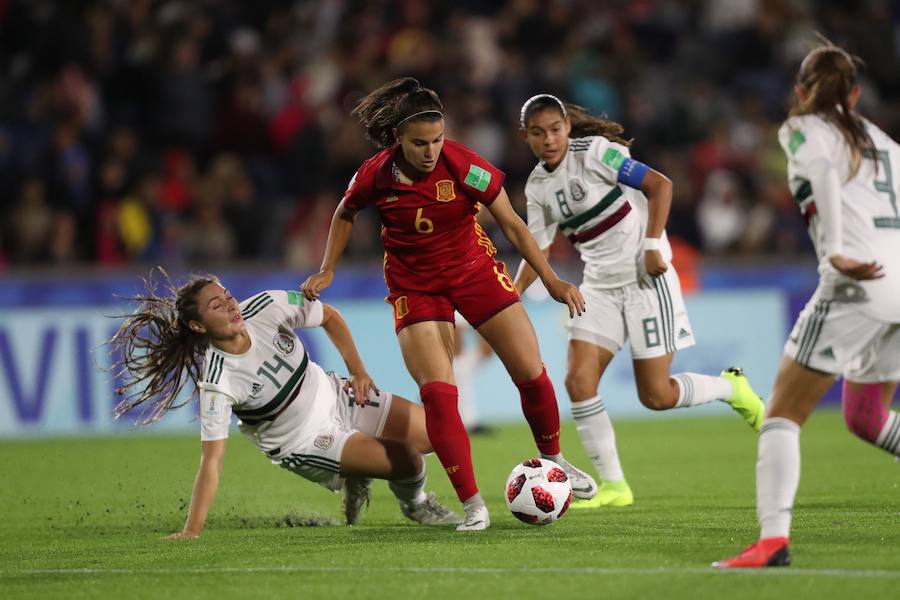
[
  {"xmin": 420, "ymin": 381, "xmax": 478, "ymax": 502},
  {"xmin": 515, "ymin": 367, "xmax": 561, "ymax": 456}
]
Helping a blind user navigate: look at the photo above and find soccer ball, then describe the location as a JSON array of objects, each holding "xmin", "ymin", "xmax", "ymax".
[{"xmin": 504, "ymin": 458, "xmax": 573, "ymax": 525}]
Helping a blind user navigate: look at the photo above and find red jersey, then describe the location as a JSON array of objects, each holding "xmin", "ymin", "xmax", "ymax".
[{"xmin": 342, "ymin": 139, "xmax": 506, "ymax": 292}]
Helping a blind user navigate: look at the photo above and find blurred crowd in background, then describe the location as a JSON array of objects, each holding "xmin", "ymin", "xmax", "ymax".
[{"xmin": 2, "ymin": 0, "xmax": 899, "ymax": 273}]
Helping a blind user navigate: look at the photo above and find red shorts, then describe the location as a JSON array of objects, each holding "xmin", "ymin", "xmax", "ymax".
[{"xmin": 385, "ymin": 258, "xmax": 520, "ymax": 334}]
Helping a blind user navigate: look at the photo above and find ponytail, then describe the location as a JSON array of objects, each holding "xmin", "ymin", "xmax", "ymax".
[
  {"xmin": 791, "ymin": 43, "xmax": 875, "ymax": 176},
  {"xmin": 565, "ymin": 103, "xmax": 632, "ymax": 146},
  {"xmin": 352, "ymin": 77, "xmax": 444, "ymax": 148},
  {"xmin": 519, "ymin": 94, "xmax": 631, "ymax": 146}
]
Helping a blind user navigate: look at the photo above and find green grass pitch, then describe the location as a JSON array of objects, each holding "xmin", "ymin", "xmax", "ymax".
[{"xmin": 1, "ymin": 410, "xmax": 897, "ymax": 599}]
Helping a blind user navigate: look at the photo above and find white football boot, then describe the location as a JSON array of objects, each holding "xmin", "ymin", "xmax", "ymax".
[
  {"xmin": 456, "ymin": 503, "xmax": 490, "ymax": 531},
  {"xmin": 400, "ymin": 493, "xmax": 464, "ymax": 525}
]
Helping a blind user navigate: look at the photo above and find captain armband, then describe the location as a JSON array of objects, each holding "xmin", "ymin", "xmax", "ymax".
[{"xmin": 616, "ymin": 157, "xmax": 650, "ymax": 189}]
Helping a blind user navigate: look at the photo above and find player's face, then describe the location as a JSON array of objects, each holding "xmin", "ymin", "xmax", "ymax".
[
  {"xmin": 195, "ymin": 283, "xmax": 245, "ymax": 339},
  {"xmin": 396, "ymin": 119, "xmax": 445, "ymax": 173},
  {"xmin": 521, "ymin": 108, "xmax": 571, "ymax": 168}
]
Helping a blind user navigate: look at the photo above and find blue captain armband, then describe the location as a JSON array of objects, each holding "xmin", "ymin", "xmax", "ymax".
[{"xmin": 616, "ymin": 157, "xmax": 650, "ymax": 189}]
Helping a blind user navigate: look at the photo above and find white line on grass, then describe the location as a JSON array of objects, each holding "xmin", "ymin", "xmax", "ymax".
[{"xmin": 6, "ymin": 566, "xmax": 900, "ymax": 579}]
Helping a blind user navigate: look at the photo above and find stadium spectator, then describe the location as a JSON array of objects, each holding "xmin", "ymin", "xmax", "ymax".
[{"xmin": 0, "ymin": 1, "xmax": 897, "ymax": 269}]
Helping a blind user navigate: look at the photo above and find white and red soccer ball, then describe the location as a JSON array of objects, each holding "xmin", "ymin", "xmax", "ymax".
[{"xmin": 504, "ymin": 458, "xmax": 573, "ymax": 525}]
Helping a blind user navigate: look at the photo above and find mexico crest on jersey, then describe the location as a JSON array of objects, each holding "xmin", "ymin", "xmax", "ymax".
[
  {"xmin": 435, "ymin": 179, "xmax": 456, "ymax": 202},
  {"xmin": 249, "ymin": 382, "xmax": 263, "ymax": 398},
  {"xmin": 569, "ymin": 179, "xmax": 587, "ymax": 202},
  {"xmin": 314, "ymin": 435, "xmax": 334, "ymax": 450},
  {"xmin": 274, "ymin": 331, "xmax": 296, "ymax": 356}
]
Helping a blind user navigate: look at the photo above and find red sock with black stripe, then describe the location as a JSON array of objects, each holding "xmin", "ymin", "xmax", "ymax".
[
  {"xmin": 515, "ymin": 367, "xmax": 561, "ymax": 456},
  {"xmin": 420, "ymin": 381, "xmax": 478, "ymax": 502}
]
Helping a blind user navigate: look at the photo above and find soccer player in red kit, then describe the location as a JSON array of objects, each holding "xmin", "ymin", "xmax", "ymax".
[{"xmin": 301, "ymin": 78, "xmax": 596, "ymax": 530}]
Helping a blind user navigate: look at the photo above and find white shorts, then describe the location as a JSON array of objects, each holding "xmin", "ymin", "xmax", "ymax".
[
  {"xmin": 569, "ymin": 266, "xmax": 696, "ymax": 360},
  {"xmin": 785, "ymin": 290, "xmax": 900, "ymax": 382},
  {"xmin": 276, "ymin": 372, "xmax": 393, "ymax": 491}
]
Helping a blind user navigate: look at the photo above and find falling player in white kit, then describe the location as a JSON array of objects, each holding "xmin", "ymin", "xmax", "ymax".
[
  {"xmin": 110, "ymin": 271, "xmax": 461, "ymax": 538},
  {"xmin": 515, "ymin": 95, "xmax": 766, "ymax": 509},
  {"xmin": 715, "ymin": 44, "xmax": 900, "ymax": 569}
]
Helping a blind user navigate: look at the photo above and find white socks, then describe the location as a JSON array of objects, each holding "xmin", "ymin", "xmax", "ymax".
[
  {"xmin": 571, "ymin": 396, "xmax": 625, "ymax": 481},
  {"xmin": 757, "ymin": 417, "xmax": 801, "ymax": 539},
  {"xmin": 672, "ymin": 373, "xmax": 733, "ymax": 408},
  {"xmin": 876, "ymin": 412, "xmax": 900, "ymax": 456},
  {"xmin": 389, "ymin": 464, "xmax": 427, "ymax": 506},
  {"xmin": 453, "ymin": 346, "xmax": 482, "ymax": 428}
]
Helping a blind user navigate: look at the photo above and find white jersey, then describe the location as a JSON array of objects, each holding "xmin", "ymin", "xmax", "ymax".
[
  {"xmin": 525, "ymin": 135, "xmax": 672, "ymax": 289},
  {"xmin": 198, "ymin": 290, "xmax": 327, "ymax": 459},
  {"xmin": 779, "ymin": 114, "xmax": 900, "ymax": 322}
]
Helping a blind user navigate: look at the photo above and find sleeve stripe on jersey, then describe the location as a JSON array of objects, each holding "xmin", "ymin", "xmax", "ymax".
[
  {"xmin": 241, "ymin": 291, "xmax": 269, "ymax": 309},
  {"xmin": 570, "ymin": 139, "xmax": 592, "ymax": 153},
  {"xmin": 241, "ymin": 294, "xmax": 274, "ymax": 320},
  {"xmin": 205, "ymin": 353, "xmax": 224, "ymax": 384},
  {"xmin": 560, "ymin": 186, "xmax": 623, "ymax": 230},
  {"xmin": 241, "ymin": 292, "xmax": 272, "ymax": 315},
  {"xmin": 791, "ymin": 178, "xmax": 812, "ymax": 204}
]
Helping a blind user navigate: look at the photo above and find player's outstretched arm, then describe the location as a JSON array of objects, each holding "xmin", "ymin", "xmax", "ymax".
[
  {"xmin": 301, "ymin": 201, "xmax": 357, "ymax": 301},
  {"xmin": 167, "ymin": 439, "xmax": 226, "ymax": 540},
  {"xmin": 320, "ymin": 303, "xmax": 377, "ymax": 405},
  {"xmin": 488, "ymin": 188, "xmax": 584, "ymax": 316}
]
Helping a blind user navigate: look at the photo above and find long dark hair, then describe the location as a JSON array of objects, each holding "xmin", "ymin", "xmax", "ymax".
[
  {"xmin": 790, "ymin": 43, "xmax": 875, "ymax": 176},
  {"xmin": 352, "ymin": 77, "xmax": 444, "ymax": 149},
  {"xmin": 520, "ymin": 94, "xmax": 632, "ymax": 146},
  {"xmin": 109, "ymin": 269, "xmax": 218, "ymax": 425}
]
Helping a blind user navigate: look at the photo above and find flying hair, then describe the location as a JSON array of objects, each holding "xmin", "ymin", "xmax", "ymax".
[{"xmin": 108, "ymin": 268, "xmax": 218, "ymax": 425}]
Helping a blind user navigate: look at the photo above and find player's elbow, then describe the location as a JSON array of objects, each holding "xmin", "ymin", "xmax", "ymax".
[{"xmin": 643, "ymin": 170, "xmax": 672, "ymax": 198}]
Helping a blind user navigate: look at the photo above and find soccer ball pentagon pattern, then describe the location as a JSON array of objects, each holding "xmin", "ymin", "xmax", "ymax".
[{"xmin": 504, "ymin": 458, "xmax": 573, "ymax": 525}]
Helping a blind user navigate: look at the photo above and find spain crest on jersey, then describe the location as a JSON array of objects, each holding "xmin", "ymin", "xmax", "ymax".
[{"xmin": 435, "ymin": 179, "xmax": 456, "ymax": 202}]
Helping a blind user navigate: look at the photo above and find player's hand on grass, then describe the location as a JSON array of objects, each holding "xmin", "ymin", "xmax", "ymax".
[
  {"xmin": 544, "ymin": 277, "xmax": 585, "ymax": 318},
  {"xmin": 344, "ymin": 371, "xmax": 378, "ymax": 407},
  {"xmin": 644, "ymin": 249, "xmax": 668, "ymax": 277},
  {"xmin": 829, "ymin": 255, "xmax": 884, "ymax": 280},
  {"xmin": 166, "ymin": 530, "xmax": 200, "ymax": 540},
  {"xmin": 301, "ymin": 270, "xmax": 334, "ymax": 300}
]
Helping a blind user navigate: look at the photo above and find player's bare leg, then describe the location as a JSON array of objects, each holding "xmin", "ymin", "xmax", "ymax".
[
  {"xmin": 379, "ymin": 394, "xmax": 432, "ymax": 455},
  {"xmin": 715, "ymin": 356, "xmax": 835, "ymax": 568},
  {"xmin": 340, "ymin": 432, "xmax": 461, "ymax": 526},
  {"xmin": 478, "ymin": 303, "xmax": 597, "ymax": 498}
]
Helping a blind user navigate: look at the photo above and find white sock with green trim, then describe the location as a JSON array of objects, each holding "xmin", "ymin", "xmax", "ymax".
[
  {"xmin": 757, "ymin": 417, "xmax": 801, "ymax": 539},
  {"xmin": 389, "ymin": 464, "xmax": 427, "ymax": 506},
  {"xmin": 571, "ymin": 396, "xmax": 624, "ymax": 481},
  {"xmin": 671, "ymin": 373, "xmax": 732, "ymax": 408}
]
